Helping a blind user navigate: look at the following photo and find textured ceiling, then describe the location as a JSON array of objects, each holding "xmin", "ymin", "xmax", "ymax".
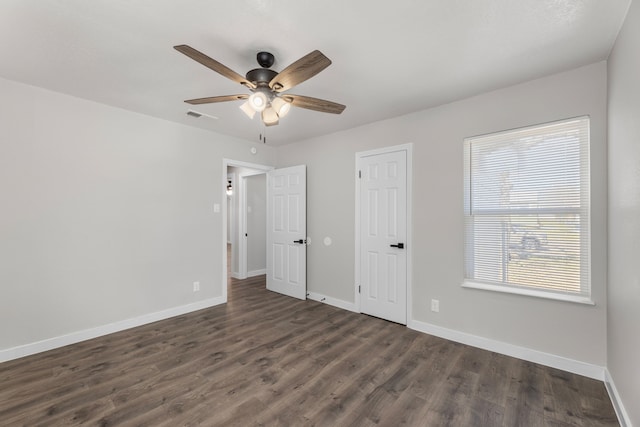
[{"xmin": 0, "ymin": 0, "xmax": 631, "ymax": 146}]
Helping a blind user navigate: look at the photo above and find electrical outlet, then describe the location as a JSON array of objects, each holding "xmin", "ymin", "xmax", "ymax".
[
  {"xmin": 431, "ymin": 299, "xmax": 440, "ymax": 313},
  {"xmin": 193, "ymin": 281, "xmax": 200, "ymax": 292}
]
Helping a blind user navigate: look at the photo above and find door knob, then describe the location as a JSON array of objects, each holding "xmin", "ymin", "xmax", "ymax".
[
  {"xmin": 293, "ymin": 239, "xmax": 306, "ymax": 244},
  {"xmin": 390, "ymin": 243, "xmax": 405, "ymax": 249}
]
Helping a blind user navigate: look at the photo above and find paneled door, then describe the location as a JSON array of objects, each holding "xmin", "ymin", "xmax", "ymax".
[
  {"xmin": 358, "ymin": 149, "xmax": 407, "ymax": 324},
  {"xmin": 267, "ymin": 165, "xmax": 307, "ymax": 300}
]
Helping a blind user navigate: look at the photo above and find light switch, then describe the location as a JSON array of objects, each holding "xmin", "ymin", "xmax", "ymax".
[{"xmin": 213, "ymin": 203, "xmax": 220, "ymax": 213}]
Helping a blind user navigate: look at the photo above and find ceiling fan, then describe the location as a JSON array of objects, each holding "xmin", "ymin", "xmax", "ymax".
[{"xmin": 174, "ymin": 45, "xmax": 346, "ymax": 126}]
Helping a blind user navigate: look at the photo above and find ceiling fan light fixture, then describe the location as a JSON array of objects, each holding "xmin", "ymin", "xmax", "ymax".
[
  {"xmin": 271, "ymin": 96, "xmax": 291, "ymax": 118},
  {"xmin": 175, "ymin": 46, "xmax": 346, "ymax": 132},
  {"xmin": 249, "ymin": 92, "xmax": 267, "ymax": 112},
  {"xmin": 262, "ymin": 107, "xmax": 279, "ymax": 126},
  {"xmin": 239, "ymin": 101, "xmax": 256, "ymax": 119}
]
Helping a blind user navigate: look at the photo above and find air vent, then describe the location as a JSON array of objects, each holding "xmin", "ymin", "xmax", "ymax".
[{"xmin": 186, "ymin": 109, "xmax": 218, "ymax": 120}]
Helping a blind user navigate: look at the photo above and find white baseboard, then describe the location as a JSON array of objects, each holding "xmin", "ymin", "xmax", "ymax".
[
  {"xmin": 604, "ymin": 368, "xmax": 632, "ymax": 427},
  {"xmin": 408, "ymin": 319, "xmax": 605, "ymax": 380},
  {"xmin": 307, "ymin": 291, "xmax": 359, "ymax": 313},
  {"xmin": 0, "ymin": 296, "xmax": 225, "ymax": 363},
  {"xmin": 247, "ymin": 269, "xmax": 266, "ymax": 277}
]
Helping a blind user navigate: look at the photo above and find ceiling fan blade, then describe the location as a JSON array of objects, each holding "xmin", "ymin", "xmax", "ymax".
[
  {"xmin": 285, "ymin": 94, "xmax": 346, "ymax": 114},
  {"xmin": 174, "ymin": 45, "xmax": 256, "ymax": 89},
  {"xmin": 184, "ymin": 94, "xmax": 249, "ymax": 105},
  {"xmin": 269, "ymin": 50, "xmax": 331, "ymax": 92}
]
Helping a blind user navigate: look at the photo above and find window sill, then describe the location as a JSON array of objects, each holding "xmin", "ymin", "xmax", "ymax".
[{"xmin": 461, "ymin": 281, "xmax": 595, "ymax": 305}]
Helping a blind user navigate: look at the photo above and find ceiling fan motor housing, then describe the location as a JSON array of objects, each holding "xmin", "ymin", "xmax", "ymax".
[
  {"xmin": 247, "ymin": 52, "xmax": 277, "ymax": 88},
  {"xmin": 246, "ymin": 68, "xmax": 278, "ymax": 86}
]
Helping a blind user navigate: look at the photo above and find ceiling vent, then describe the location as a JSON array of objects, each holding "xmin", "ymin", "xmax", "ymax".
[{"xmin": 186, "ymin": 109, "xmax": 218, "ymax": 120}]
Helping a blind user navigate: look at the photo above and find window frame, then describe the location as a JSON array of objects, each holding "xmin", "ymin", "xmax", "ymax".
[{"xmin": 462, "ymin": 117, "xmax": 593, "ymax": 305}]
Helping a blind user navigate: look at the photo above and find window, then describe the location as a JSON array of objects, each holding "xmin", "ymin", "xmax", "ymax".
[{"xmin": 463, "ymin": 117, "xmax": 591, "ymax": 304}]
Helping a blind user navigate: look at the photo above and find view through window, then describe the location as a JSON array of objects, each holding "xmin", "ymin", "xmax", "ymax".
[{"xmin": 463, "ymin": 117, "xmax": 591, "ymax": 301}]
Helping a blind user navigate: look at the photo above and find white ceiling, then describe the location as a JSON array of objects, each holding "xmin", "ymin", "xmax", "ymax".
[{"xmin": 0, "ymin": 0, "xmax": 631, "ymax": 146}]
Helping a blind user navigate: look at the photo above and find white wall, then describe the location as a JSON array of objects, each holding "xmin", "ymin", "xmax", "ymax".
[
  {"xmin": 276, "ymin": 62, "xmax": 608, "ymax": 367},
  {"xmin": 0, "ymin": 77, "xmax": 276, "ymax": 355},
  {"xmin": 246, "ymin": 173, "xmax": 266, "ymax": 275},
  {"xmin": 607, "ymin": 0, "xmax": 640, "ymax": 424}
]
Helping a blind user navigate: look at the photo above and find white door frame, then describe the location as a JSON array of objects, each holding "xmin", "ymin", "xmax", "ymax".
[
  {"xmin": 222, "ymin": 159, "xmax": 273, "ymax": 303},
  {"xmin": 355, "ymin": 143, "xmax": 413, "ymax": 322}
]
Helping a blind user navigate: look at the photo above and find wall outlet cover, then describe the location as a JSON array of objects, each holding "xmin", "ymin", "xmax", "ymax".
[{"xmin": 431, "ymin": 299, "xmax": 440, "ymax": 312}]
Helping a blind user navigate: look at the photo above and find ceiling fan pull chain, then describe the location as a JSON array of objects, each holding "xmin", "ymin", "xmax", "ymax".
[{"xmin": 259, "ymin": 123, "xmax": 268, "ymax": 144}]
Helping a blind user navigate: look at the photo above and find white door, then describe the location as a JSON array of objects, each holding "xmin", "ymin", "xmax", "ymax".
[
  {"xmin": 267, "ymin": 165, "xmax": 307, "ymax": 300},
  {"xmin": 359, "ymin": 150, "xmax": 407, "ymax": 324}
]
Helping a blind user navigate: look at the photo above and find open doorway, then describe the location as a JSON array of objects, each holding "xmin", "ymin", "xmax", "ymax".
[
  {"xmin": 227, "ymin": 166, "xmax": 267, "ymax": 279},
  {"xmin": 222, "ymin": 159, "xmax": 273, "ymax": 302}
]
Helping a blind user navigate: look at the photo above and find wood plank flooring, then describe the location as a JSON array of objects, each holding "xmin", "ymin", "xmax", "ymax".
[{"xmin": 0, "ymin": 275, "xmax": 619, "ymax": 426}]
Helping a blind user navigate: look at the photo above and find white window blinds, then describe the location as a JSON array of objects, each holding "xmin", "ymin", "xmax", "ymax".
[{"xmin": 463, "ymin": 117, "xmax": 590, "ymax": 301}]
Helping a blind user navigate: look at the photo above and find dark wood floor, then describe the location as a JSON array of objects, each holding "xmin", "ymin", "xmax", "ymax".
[{"xmin": 0, "ymin": 275, "xmax": 619, "ymax": 426}]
